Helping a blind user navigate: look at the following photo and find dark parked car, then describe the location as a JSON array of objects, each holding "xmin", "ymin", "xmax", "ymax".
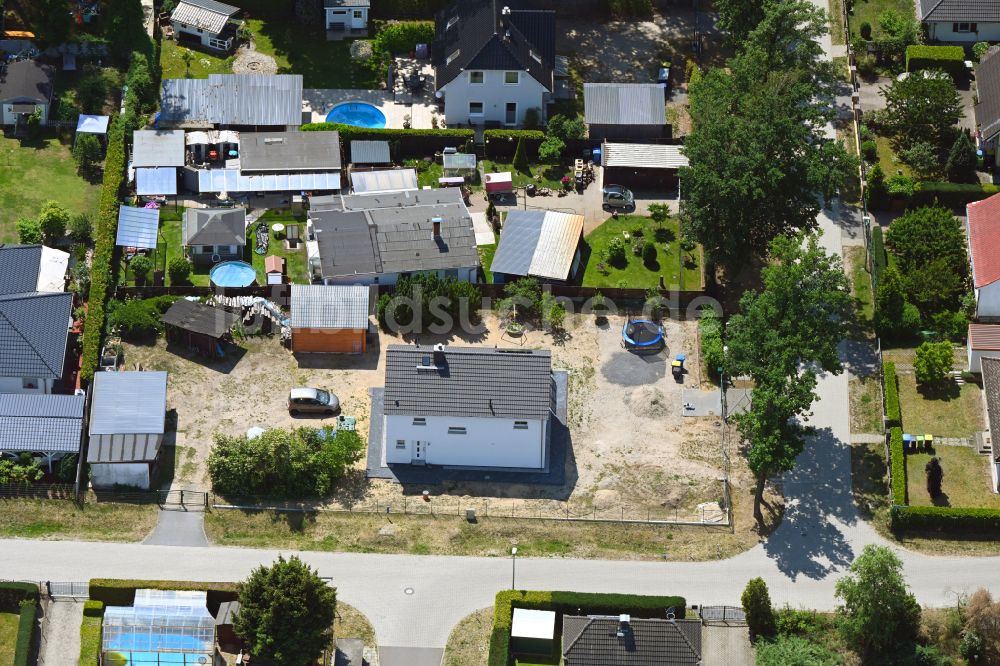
[
  {"xmin": 602, "ymin": 185, "xmax": 635, "ymax": 210},
  {"xmin": 288, "ymin": 387, "xmax": 340, "ymax": 416}
]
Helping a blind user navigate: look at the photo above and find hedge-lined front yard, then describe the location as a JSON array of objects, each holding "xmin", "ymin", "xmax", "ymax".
[{"xmin": 906, "ymin": 447, "xmax": 1000, "ymax": 509}]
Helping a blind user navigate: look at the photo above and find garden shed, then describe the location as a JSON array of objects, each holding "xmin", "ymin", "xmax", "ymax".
[
  {"xmin": 584, "ymin": 83, "xmax": 667, "ymax": 141},
  {"xmin": 600, "ymin": 141, "xmax": 688, "ymax": 190},
  {"xmin": 161, "ymin": 299, "xmax": 240, "ymax": 357},
  {"xmin": 511, "ymin": 608, "xmax": 556, "ymax": 656},
  {"xmin": 490, "ymin": 210, "xmax": 584, "ymax": 284},
  {"xmin": 350, "ymin": 140, "xmax": 391, "ymax": 166},
  {"xmin": 290, "ymin": 284, "xmax": 370, "ymax": 353},
  {"xmin": 87, "ymin": 371, "xmax": 168, "ymax": 489}
]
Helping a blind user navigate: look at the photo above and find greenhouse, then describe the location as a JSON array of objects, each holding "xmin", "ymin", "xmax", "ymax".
[{"xmin": 102, "ymin": 590, "xmax": 216, "ymax": 665}]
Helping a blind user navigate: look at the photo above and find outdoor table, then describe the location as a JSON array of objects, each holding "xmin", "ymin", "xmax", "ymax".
[{"xmin": 271, "ymin": 223, "xmax": 285, "ymax": 239}]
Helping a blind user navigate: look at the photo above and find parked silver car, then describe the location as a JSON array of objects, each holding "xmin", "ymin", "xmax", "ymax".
[
  {"xmin": 602, "ymin": 184, "xmax": 635, "ymax": 210},
  {"xmin": 288, "ymin": 387, "xmax": 340, "ymax": 416}
]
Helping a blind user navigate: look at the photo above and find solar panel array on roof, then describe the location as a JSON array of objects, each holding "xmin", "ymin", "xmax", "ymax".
[{"xmin": 116, "ymin": 206, "xmax": 160, "ymax": 249}]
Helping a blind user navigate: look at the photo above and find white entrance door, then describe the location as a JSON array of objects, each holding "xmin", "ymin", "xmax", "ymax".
[{"xmin": 412, "ymin": 441, "xmax": 426, "ymax": 465}]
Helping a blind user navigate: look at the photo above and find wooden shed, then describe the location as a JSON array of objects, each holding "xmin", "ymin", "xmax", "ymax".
[
  {"xmin": 290, "ymin": 284, "xmax": 370, "ymax": 353},
  {"xmin": 161, "ymin": 299, "xmax": 240, "ymax": 358}
]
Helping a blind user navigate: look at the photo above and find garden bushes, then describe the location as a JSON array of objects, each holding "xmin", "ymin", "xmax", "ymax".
[
  {"xmin": 0, "ymin": 582, "xmax": 39, "ymax": 666},
  {"xmin": 301, "ymin": 122, "xmax": 473, "ymax": 159},
  {"xmin": 371, "ymin": 20, "xmax": 434, "ymax": 55},
  {"xmin": 89, "ymin": 579, "xmax": 238, "ymax": 607},
  {"xmin": 884, "ymin": 361, "xmax": 900, "ymax": 427},
  {"xmin": 890, "ymin": 427, "xmax": 906, "ymax": 506},
  {"xmin": 868, "ymin": 181, "xmax": 1000, "ymax": 211},
  {"xmin": 79, "ymin": 601, "xmax": 104, "ymax": 666},
  {"xmin": 905, "ymin": 45, "xmax": 966, "ymax": 79},
  {"xmin": 488, "ymin": 590, "xmax": 687, "ymax": 666},
  {"xmin": 892, "ymin": 505, "xmax": 1000, "ymax": 532},
  {"xmin": 484, "ymin": 130, "xmax": 545, "ymax": 161},
  {"xmin": 699, "ymin": 307, "xmax": 724, "ymax": 380}
]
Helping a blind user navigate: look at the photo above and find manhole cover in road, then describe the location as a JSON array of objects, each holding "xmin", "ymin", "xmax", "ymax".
[{"xmin": 404, "ymin": 587, "xmax": 415, "ymax": 595}]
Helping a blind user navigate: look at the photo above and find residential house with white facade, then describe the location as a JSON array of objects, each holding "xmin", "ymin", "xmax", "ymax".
[
  {"xmin": 324, "ymin": 0, "xmax": 369, "ymax": 37},
  {"xmin": 920, "ymin": 0, "xmax": 1000, "ymax": 43},
  {"xmin": 432, "ymin": 0, "xmax": 556, "ymax": 127},
  {"xmin": 381, "ymin": 345, "xmax": 555, "ymax": 469}
]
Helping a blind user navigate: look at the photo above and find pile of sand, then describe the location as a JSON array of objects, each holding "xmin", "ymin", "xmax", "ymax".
[{"xmin": 624, "ymin": 386, "xmax": 669, "ymax": 418}]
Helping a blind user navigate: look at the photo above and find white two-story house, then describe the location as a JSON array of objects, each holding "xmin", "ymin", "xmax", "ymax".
[
  {"xmin": 432, "ymin": 0, "xmax": 555, "ymax": 128},
  {"xmin": 381, "ymin": 344, "xmax": 555, "ymax": 469}
]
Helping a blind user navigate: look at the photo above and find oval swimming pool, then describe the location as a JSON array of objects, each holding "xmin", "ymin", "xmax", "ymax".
[
  {"xmin": 209, "ymin": 261, "xmax": 257, "ymax": 288},
  {"xmin": 325, "ymin": 101, "xmax": 387, "ymax": 128}
]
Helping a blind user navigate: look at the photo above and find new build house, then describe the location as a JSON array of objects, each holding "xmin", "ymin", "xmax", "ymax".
[
  {"xmin": 182, "ymin": 207, "xmax": 247, "ymax": 267},
  {"xmin": 433, "ymin": 0, "xmax": 556, "ymax": 127},
  {"xmin": 0, "ymin": 60, "xmax": 54, "ymax": 127},
  {"xmin": 308, "ymin": 188, "xmax": 479, "ymax": 285},
  {"xmin": 381, "ymin": 345, "xmax": 555, "ymax": 469}
]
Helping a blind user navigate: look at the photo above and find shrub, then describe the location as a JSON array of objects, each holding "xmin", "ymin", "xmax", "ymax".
[
  {"xmin": 488, "ymin": 590, "xmax": 686, "ymax": 666},
  {"xmin": 0, "ymin": 582, "xmax": 38, "ymax": 607},
  {"xmin": 945, "ymin": 130, "xmax": 978, "ymax": 183},
  {"xmin": 861, "ymin": 139, "xmax": 878, "ymax": 163},
  {"xmin": 890, "ymin": 427, "xmax": 907, "ymax": 505},
  {"xmin": 975, "ymin": 41, "xmax": 992, "ymax": 62},
  {"xmin": 905, "ymin": 45, "xmax": 966, "ymax": 78},
  {"xmin": 371, "ymin": 20, "xmax": 434, "ymax": 55},
  {"xmin": 860, "ymin": 21, "xmax": 872, "ymax": 39},
  {"xmin": 107, "ymin": 296, "xmax": 176, "ymax": 339},
  {"xmin": 167, "ymin": 257, "xmax": 192, "ymax": 284},
  {"xmin": 606, "ymin": 236, "xmax": 627, "ymax": 266},
  {"xmin": 512, "ymin": 137, "xmax": 529, "ymax": 172},
  {"xmin": 522, "ymin": 107, "xmax": 541, "ymax": 130},
  {"xmin": 16, "ymin": 217, "xmax": 42, "ymax": 244},
  {"xmin": 866, "ymin": 163, "xmax": 889, "ymax": 210},
  {"xmin": 69, "ymin": 213, "xmax": 93, "ymax": 245},
  {"xmin": 757, "ymin": 636, "xmax": 840, "ymax": 665},
  {"xmin": 376, "ymin": 272, "xmax": 480, "ymax": 332},
  {"xmin": 899, "ymin": 141, "xmax": 938, "ymax": 179},
  {"xmin": 884, "ymin": 361, "xmax": 901, "ymax": 427},
  {"xmin": 931, "ymin": 309, "xmax": 968, "ymax": 342},
  {"xmin": 742, "ymin": 577, "xmax": 776, "ymax": 639},
  {"xmin": 887, "ymin": 174, "xmax": 916, "ymax": 198},
  {"xmin": 73, "ymin": 133, "xmax": 103, "ymax": 175},
  {"xmin": 209, "ymin": 427, "xmax": 365, "ymax": 498},
  {"xmin": 537, "ymin": 135, "xmax": 565, "ymax": 164},
  {"xmin": 914, "ymin": 340, "xmax": 953, "ymax": 386},
  {"xmin": 14, "ymin": 599, "xmax": 36, "ymax": 666},
  {"xmin": 892, "ymin": 505, "xmax": 1000, "ymax": 532},
  {"xmin": 57, "ymin": 454, "xmax": 81, "ymax": 483},
  {"xmin": 699, "ymin": 306, "xmax": 724, "ymax": 380},
  {"xmin": 546, "ymin": 114, "xmax": 586, "ymax": 141},
  {"xmin": 606, "ymin": 0, "xmax": 653, "ymax": 19},
  {"xmin": 130, "ymin": 255, "xmax": 153, "ymax": 283},
  {"xmin": 870, "ymin": 225, "xmax": 886, "ymax": 288},
  {"xmin": 925, "ymin": 456, "xmax": 943, "ymax": 498},
  {"xmin": 641, "ymin": 241, "xmax": 657, "ymax": 267},
  {"xmin": 37, "ymin": 200, "xmax": 70, "ymax": 243},
  {"xmin": 80, "ymin": 601, "xmax": 103, "ymax": 666}
]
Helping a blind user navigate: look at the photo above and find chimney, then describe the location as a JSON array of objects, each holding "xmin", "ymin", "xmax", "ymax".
[
  {"xmin": 617, "ymin": 614, "xmax": 630, "ymax": 638},
  {"xmin": 431, "ymin": 217, "xmax": 442, "ymax": 238},
  {"xmin": 433, "ymin": 343, "xmax": 446, "ymax": 366}
]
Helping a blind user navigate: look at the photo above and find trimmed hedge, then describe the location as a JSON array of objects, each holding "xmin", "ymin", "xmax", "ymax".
[
  {"xmin": 301, "ymin": 122, "xmax": 474, "ymax": 159},
  {"xmin": 890, "ymin": 427, "xmax": 907, "ymax": 506},
  {"xmin": 905, "ymin": 45, "xmax": 966, "ymax": 78},
  {"xmin": 893, "ymin": 505, "xmax": 1000, "ymax": 532},
  {"xmin": 870, "ymin": 181, "xmax": 1000, "ymax": 212},
  {"xmin": 884, "ymin": 361, "xmax": 901, "ymax": 427},
  {"xmin": 870, "ymin": 226, "xmax": 886, "ymax": 290},
  {"xmin": 484, "ymin": 129, "xmax": 545, "ymax": 161},
  {"xmin": 79, "ymin": 601, "xmax": 104, "ymax": 666},
  {"xmin": 88, "ymin": 579, "xmax": 238, "ymax": 607},
  {"xmin": 0, "ymin": 582, "xmax": 38, "ymax": 608},
  {"xmin": 14, "ymin": 599, "xmax": 35, "ymax": 666},
  {"xmin": 488, "ymin": 590, "xmax": 686, "ymax": 666}
]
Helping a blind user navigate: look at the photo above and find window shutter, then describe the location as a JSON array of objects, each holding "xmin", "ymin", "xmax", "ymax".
[{"xmin": 972, "ymin": 23, "xmax": 978, "ymax": 32}]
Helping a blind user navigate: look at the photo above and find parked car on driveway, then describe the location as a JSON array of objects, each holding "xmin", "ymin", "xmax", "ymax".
[
  {"xmin": 602, "ymin": 184, "xmax": 634, "ymax": 210},
  {"xmin": 288, "ymin": 388, "xmax": 340, "ymax": 416}
]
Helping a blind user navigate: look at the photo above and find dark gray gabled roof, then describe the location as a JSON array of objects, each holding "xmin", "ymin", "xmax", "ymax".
[
  {"xmin": 291, "ymin": 284, "xmax": 370, "ymax": 329},
  {"xmin": 920, "ymin": 0, "xmax": 1000, "ymax": 21},
  {"xmin": 0, "ymin": 393, "xmax": 85, "ymax": 454},
  {"xmin": 562, "ymin": 617, "xmax": 702, "ymax": 666},
  {"xmin": 0, "ymin": 245, "xmax": 43, "ymax": 295},
  {"xmin": 978, "ymin": 47, "xmax": 1000, "ymax": 141},
  {"xmin": 89, "ymin": 371, "xmax": 168, "ymax": 436},
  {"xmin": 0, "ymin": 292, "xmax": 72, "ymax": 380},
  {"xmin": 0, "ymin": 60, "xmax": 54, "ymax": 104},
  {"xmin": 161, "ymin": 299, "xmax": 240, "ymax": 339},
  {"xmin": 983, "ymin": 357, "xmax": 1000, "ymax": 462},
  {"xmin": 313, "ymin": 210, "xmax": 380, "ymax": 278},
  {"xmin": 384, "ymin": 345, "xmax": 553, "ymax": 420},
  {"xmin": 182, "ymin": 208, "xmax": 246, "ymax": 246},
  {"xmin": 350, "ymin": 140, "xmax": 391, "ymax": 165},
  {"xmin": 584, "ymin": 83, "xmax": 666, "ymax": 126},
  {"xmin": 239, "ymin": 131, "xmax": 342, "ymax": 173},
  {"xmin": 433, "ymin": 0, "xmax": 555, "ymax": 89}
]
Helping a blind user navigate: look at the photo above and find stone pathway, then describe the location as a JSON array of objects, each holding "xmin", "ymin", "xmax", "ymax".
[
  {"xmin": 850, "ymin": 433, "xmax": 885, "ymax": 444},
  {"xmin": 144, "ymin": 509, "xmax": 209, "ymax": 547},
  {"xmin": 39, "ymin": 600, "xmax": 83, "ymax": 666},
  {"xmin": 702, "ymin": 626, "xmax": 755, "ymax": 666}
]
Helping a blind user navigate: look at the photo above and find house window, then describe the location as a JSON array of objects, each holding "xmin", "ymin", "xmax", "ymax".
[
  {"xmin": 954, "ymin": 22, "xmax": 977, "ymax": 32},
  {"xmin": 21, "ymin": 378, "xmax": 37, "ymax": 390},
  {"xmin": 469, "ymin": 71, "xmax": 484, "ymax": 84},
  {"xmin": 469, "ymin": 101, "xmax": 484, "ymax": 115},
  {"xmin": 412, "ymin": 417, "xmax": 426, "ymax": 425},
  {"xmin": 446, "ymin": 49, "xmax": 461, "ymax": 66},
  {"xmin": 201, "ymin": 245, "xmax": 214, "ymax": 253},
  {"xmin": 514, "ymin": 421, "xmax": 528, "ymax": 430},
  {"xmin": 196, "ymin": 28, "xmax": 202, "ymax": 33},
  {"xmin": 448, "ymin": 426, "xmax": 467, "ymax": 434},
  {"xmin": 353, "ymin": 10, "xmax": 363, "ymax": 18},
  {"xmin": 396, "ymin": 439, "xmax": 406, "ymax": 449},
  {"xmin": 504, "ymin": 71, "xmax": 519, "ymax": 85}
]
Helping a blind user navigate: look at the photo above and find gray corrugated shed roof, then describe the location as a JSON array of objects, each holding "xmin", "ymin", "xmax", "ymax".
[
  {"xmin": 116, "ymin": 206, "xmax": 160, "ymax": 249},
  {"xmin": 171, "ymin": 0, "xmax": 240, "ymax": 34},
  {"xmin": 161, "ymin": 299, "xmax": 240, "ymax": 338},
  {"xmin": 325, "ymin": 0, "xmax": 370, "ymax": 7},
  {"xmin": 384, "ymin": 345, "xmax": 553, "ymax": 420},
  {"xmin": 602, "ymin": 142, "xmax": 688, "ymax": 169},
  {"xmin": 0, "ymin": 245, "xmax": 43, "ymax": 296},
  {"xmin": 0, "ymin": 393, "xmax": 84, "ymax": 453},
  {"xmin": 182, "ymin": 208, "xmax": 246, "ymax": 246},
  {"xmin": 136, "ymin": 168, "xmax": 179, "ymax": 196},
  {"xmin": 920, "ymin": 0, "xmax": 1000, "ymax": 21},
  {"xmin": 291, "ymin": 284, "xmax": 370, "ymax": 329},
  {"xmin": 160, "ymin": 74, "xmax": 303, "ymax": 128},
  {"xmin": 89, "ymin": 371, "xmax": 168, "ymax": 436},
  {"xmin": 350, "ymin": 140, "xmax": 391, "ymax": 165},
  {"xmin": 562, "ymin": 617, "xmax": 701, "ymax": 666},
  {"xmin": 87, "ymin": 436, "xmax": 161, "ymax": 463},
  {"xmin": 0, "ymin": 291, "xmax": 72, "ymax": 380},
  {"xmin": 239, "ymin": 131, "xmax": 342, "ymax": 173},
  {"xmin": 491, "ymin": 209, "xmax": 583, "ymax": 280},
  {"xmin": 352, "ymin": 168, "xmax": 418, "ymax": 193},
  {"xmin": 132, "ymin": 130, "xmax": 186, "ymax": 167},
  {"xmin": 977, "ymin": 47, "xmax": 1000, "ymax": 141},
  {"xmin": 0, "ymin": 60, "xmax": 54, "ymax": 103},
  {"xmin": 584, "ymin": 83, "xmax": 666, "ymax": 126}
]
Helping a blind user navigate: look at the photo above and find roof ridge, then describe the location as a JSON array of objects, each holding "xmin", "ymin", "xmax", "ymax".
[
  {"xmin": 0, "ymin": 306, "xmax": 62, "ymax": 377},
  {"xmin": 562, "ymin": 617, "xmax": 595, "ymax": 654}
]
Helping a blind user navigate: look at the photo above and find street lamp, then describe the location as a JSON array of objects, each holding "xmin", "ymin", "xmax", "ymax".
[
  {"xmin": 720, "ymin": 345, "xmax": 729, "ymax": 422},
  {"xmin": 511, "ymin": 547, "xmax": 518, "ymax": 590}
]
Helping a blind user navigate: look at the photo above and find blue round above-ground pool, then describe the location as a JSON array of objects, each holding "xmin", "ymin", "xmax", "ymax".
[
  {"xmin": 325, "ymin": 101, "xmax": 387, "ymax": 128},
  {"xmin": 209, "ymin": 261, "xmax": 257, "ymax": 288}
]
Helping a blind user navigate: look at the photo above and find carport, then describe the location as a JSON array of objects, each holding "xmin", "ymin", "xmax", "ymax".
[
  {"xmin": 161, "ymin": 299, "xmax": 240, "ymax": 358},
  {"xmin": 600, "ymin": 141, "xmax": 688, "ymax": 190}
]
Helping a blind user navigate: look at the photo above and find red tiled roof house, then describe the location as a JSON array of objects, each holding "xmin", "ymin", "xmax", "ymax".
[{"xmin": 967, "ymin": 193, "xmax": 1000, "ymax": 321}]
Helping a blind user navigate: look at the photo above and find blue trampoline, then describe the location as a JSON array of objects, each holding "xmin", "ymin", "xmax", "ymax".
[
  {"xmin": 623, "ymin": 319, "xmax": 664, "ymax": 351},
  {"xmin": 325, "ymin": 101, "xmax": 387, "ymax": 128},
  {"xmin": 209, "ymin": 261, "xmax": 256, "ymax": 288}
]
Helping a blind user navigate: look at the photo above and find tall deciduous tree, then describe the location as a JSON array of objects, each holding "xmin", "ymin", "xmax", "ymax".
[
  {"xmin": 236, "ymin": 555, "xmax": 337, "ymax": 666},
  {"xmin": 881, "ymin": 72, "xmax": 962, "ymax": 150},
  {"xmin": 914, "ymin": 341, "xmax": 953, "ymax": 386},
  {"xmin": 715, "ymin": 0, "xmax": 766, "ymax": 44},
  {"xmin": 836, "ymin": 545, "xmax": 920, "ymax": 658}
]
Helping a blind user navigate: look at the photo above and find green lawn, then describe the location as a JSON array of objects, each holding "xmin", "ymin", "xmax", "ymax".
[
  {"xmin": 0, "ymin": 133, "xmax": 101, "ymax": 243},
  {"xmin": 156, "ymin": 210, "xmax": 210, "ymax": 287},
  {"xmin": 0, "ymin": 612, "xmax": 17, "ymax": 666},
  {"xmin": 482, "ymin": 161, "xmax": 570, "ymax": 190},
  {"xmin": 479, "ymin": 243, "xmax": 497, "ymax": 283},
  {"xmin": 161, "ymin": 3, "xmax": 379, "ymax": 88},
  {"xmin": 845, "ymin": 246, "xmax": 873, "ymax": 324},
  {"xmin": 404, "ymin": 159, "xmax": 444, "ymax": 188},
  {"xmin": 875, "ymin": 135, "xmax": 913, "ymax": 179},
  {"xmin": 580, "ymin": 215, "xmax": 703, "ymax": 290},
  {"xmin": 906, "ymin": 446, "xmax": 1000, "ymax": 509},
  {"xmin": 849, "ymin": 0, "xmax": 920, "ymax": 41},
  {"xmin": 249, "ymin": 211, "xmax": 309, "ymax": 284},
  {"xmin": 895, "ymin": 371, "xmax": 985, "ymax": 438}
]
